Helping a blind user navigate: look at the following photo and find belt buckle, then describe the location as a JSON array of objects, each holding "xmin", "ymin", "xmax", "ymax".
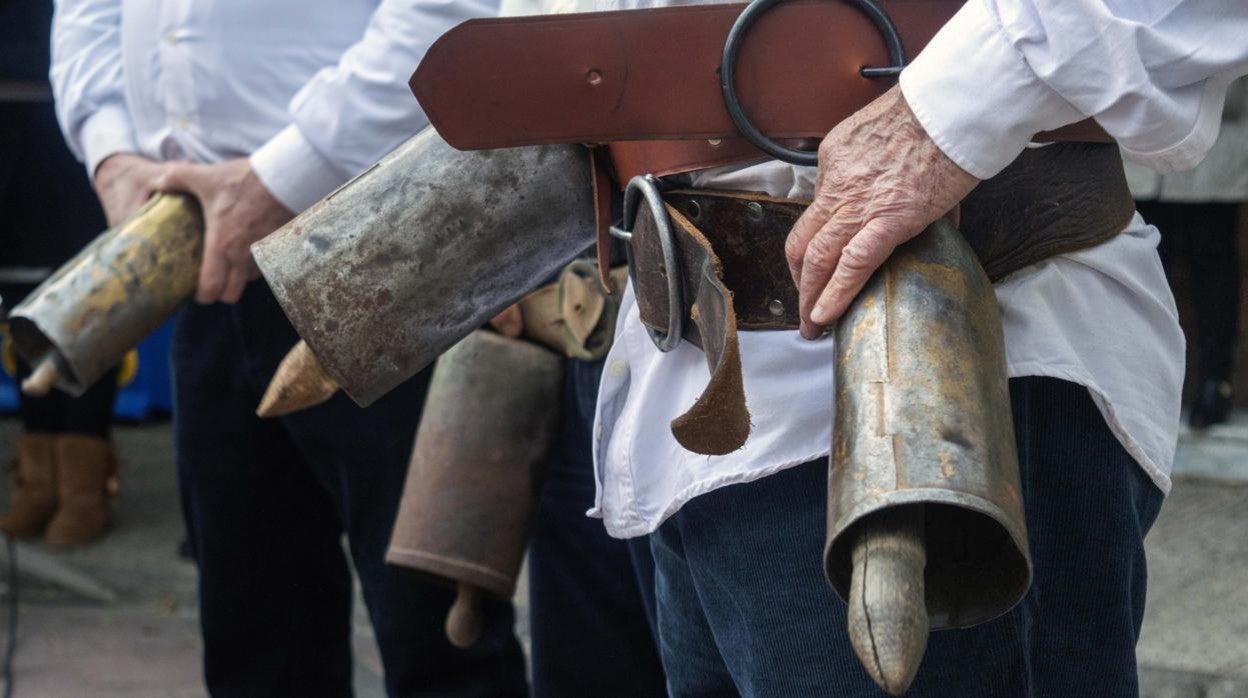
[{"xmin": 609, "ymin": 175, "xmax": 684, "ymax": 352}]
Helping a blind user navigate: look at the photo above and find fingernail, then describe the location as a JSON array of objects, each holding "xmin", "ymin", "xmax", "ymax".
[{"xmin": 811, "ymin": 301, "xmax": 831, "ymax": 326}]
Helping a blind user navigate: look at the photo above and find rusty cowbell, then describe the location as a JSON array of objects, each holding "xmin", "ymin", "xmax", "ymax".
[
  {"xmin": 251, "ymin": 126, "xmax": 596, "ymax": 409},
  {"xmin": 827, "ymin": 220, "xmax": 1032, "ymax": 694},
  {"xmin": 386, "ymin": 330, "xmax": 563, "ymax": 648},
  {"xmin": 9, "ymin": 194, "xmax": 203, "ymax": 397}
]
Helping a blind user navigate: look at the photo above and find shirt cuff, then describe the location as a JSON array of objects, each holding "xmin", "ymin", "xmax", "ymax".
[
  {"xmin": 80, "ymin": 104, "xmax": 141, "ymax": 180},
  {"xmin": 898, "ymin": 0, "xmax": 1083, "ymax": 180},
  {"xmin": 249, "ymin": 124, "xmax": 352, "ymax": 213}
]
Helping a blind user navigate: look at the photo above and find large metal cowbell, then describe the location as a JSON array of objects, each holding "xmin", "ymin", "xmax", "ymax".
[
  {"xmin": 386, "ymin": 329, "xmax": 563, "ymax": 598},
  {"xmin": 251, "ymin": 127, "xmax": 596, "ymax": 407},
  {"xmin": 8, "ymin": 194, "xmax": 203, "ymax": 396},
  {"xmin": 826, "ymin": 220, "xmax": 1033, "ymax": 631}
]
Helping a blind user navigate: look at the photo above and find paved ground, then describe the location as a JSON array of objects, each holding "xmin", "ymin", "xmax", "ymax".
[
  {"xmin": 0, "ymin": 419, "xmax": 386, "ymax": 698},
  {"xmin": 0, "ymin": 413, "xmax": 1246, "ymax": 696}
]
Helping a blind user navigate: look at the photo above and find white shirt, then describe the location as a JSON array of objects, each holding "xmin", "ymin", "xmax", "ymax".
[
  {"xmin": 592, "ymin": 0, "xmax": 1248, "ymax": 539},
  {"xmin": 50, "ymin": 0, "xmax": 500, "ymax": 213},
  {"xmin": 1125, "ymin": 78, "xmax": 1248, "ymax": 203}
]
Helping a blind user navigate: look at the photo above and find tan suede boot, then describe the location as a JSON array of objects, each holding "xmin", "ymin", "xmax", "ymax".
[
  {"xmin": 44, "ymin": 435, "xmax": 116, "ymax": 548},
  {"xmin": 0, "ymin": 433, "xmax": 60, "ymax": 539}
]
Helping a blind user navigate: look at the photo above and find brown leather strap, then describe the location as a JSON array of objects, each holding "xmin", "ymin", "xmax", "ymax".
[
  {"xmin": 610, "ymin": 122, "xmax": 1104, "ymax": 183},
  {"xmin": 628, "ymin": 143, "xmax": 1134, "ymax": 454},
  {"xmin": 413, "ymin": 1, "xmax": 1109, "ymax": 180},
  {"xmin": 589, "ymin": 148, "xmax": 620, "ymax": 292},
  {"xmin": 608, "ymin": 137, "xmax": 816, "ymax": 182},
  {"xmin": 631, "ymin": 203, "xmax": 750, "ymax": 455}
]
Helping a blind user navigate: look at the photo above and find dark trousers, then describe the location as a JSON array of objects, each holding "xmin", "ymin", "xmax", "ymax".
[
  {"xmin": 172, "ymin": 282, "xmax": 526, "ymax": 698},
  {"xmin": 1139, "ymin": 200, "xmax": 1242, "ymax": 381},
  {"xmin": 14, "ymin": 355, "xmax": 117, "ymax": 438},
  {"xmin": 527, "ymin": 357, "xmax": 667, "ymax": 697},
  {"xmin": 651, "ymin": 377, "xmax": 1165, "ymax": 697}
]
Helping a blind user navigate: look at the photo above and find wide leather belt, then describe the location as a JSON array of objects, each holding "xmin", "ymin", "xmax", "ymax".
[
  {"xmin": 412, "ymin": 1, "xmax": 1108, "ymax": 181},
  {"xmin": 618, "ymin": 142, "xmax": 1135, "ymax": 455}
]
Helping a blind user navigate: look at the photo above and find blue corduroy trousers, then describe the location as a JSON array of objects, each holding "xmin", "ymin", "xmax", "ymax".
[{"xmin": 651, "ymin": 376, "xmax": 1165, "ymax": 697}]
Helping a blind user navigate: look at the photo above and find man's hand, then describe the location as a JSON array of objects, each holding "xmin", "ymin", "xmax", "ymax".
[
  {"xmin": 94, "ymin": 153, "xmax": 170, "ymax": 227},
  {"xmin": 157, "ymin": 159, "xmax": 294, "ymax": 305},
  {"xmin": 786, "ymin": 86, "xmax": 980, "ymax": 339}
]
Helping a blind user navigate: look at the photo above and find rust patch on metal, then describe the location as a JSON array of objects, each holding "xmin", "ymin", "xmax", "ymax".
[
  {"xmin": 826, "ymin": 220, "xmax": 1031, "ymax": 634},
  {"xmin": 9, "ymin": 194, "xmax": 203, "ymax": 396}
]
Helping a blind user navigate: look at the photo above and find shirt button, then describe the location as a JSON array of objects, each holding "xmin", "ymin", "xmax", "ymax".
[
  {"xmin": 174, "ymin": 116, "xmax": 189, "ymax": 130},
  {"xmin": 609, "ymin": 360, "xmax": 628, "ymax": 377},
  {"xmin": 594, "ymin": 424, "xmax": 603, "ymax": 442},
  {"xmin": 164, "ymin": 30, "xmax": 178, "ymax": 44}
]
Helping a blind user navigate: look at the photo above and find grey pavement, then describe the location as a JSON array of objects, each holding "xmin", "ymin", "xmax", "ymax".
[
  {"xmin": 0, "ymin": 413, "xmax": 1246, "ymax": 696},
  {"xmin": 0, "ymin": 419, "xmax": 386, "ymax": 698},
  {"xmin": 1139, "ymin": 411, "xmax": 1248, "ymax": 697}
]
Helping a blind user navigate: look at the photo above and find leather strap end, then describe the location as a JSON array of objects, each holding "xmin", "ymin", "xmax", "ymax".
[
  {"xmin": 662, "ymin": 205, "xmax": 752, "ymax": 455},
  {"xmin": 590, "ymin": 148, "xmax": 619, "ymax": 295},
  {"xmin": 669, "ymin": 301, "xmax": 750, "ymax": 456}
]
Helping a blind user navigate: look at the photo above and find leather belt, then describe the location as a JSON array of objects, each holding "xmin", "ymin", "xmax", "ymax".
[
  {"xmin": 618, "ymin": 143, "xmax": 1135, "ymax": 455},
  {"xmin": 412, "ymin": 1, "xmax": 1108, "ymax": 181}
]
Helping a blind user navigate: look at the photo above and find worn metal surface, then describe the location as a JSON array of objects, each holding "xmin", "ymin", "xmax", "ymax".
[
  {"xmin": 251, "ymin": 127, "xmax": 595, "ymax": 407},
  {"xmin": 385, "ymin": 330, "xmax": 563, "ymax": 598},
  {"xmin": 8, "ymin": 194, "xmax": 203, "ymax": 396},
  {"xmin": 826, "ymin": 220, "xmax": 1032, "ymax": 631}
]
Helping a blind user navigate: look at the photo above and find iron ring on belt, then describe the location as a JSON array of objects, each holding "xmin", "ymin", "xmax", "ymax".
[
  {"xmin": 610, "ymin": 175, "xmax": 684, "ymax": 352},
  {"xmin": 719, "ymin": 0, "xmax": 908, "ymax": 167}
]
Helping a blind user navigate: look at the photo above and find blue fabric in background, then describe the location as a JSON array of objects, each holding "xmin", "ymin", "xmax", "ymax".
[{"xmin": 0, "ymin": 320, "xmax": 174, "ymax": 419}]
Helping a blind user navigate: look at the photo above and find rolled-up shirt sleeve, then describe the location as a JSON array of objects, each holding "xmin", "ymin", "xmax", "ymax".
[
  {"xmin": 50, "ymin": 0, "xmax": 141, "ymax": 178},
  {"xmin": 250, "ymin": 0, "xmax": 501, "ymax": 213},
  {"xmin": 900, "ymin": 0, "xmax": 1248, "ymax": 180}
]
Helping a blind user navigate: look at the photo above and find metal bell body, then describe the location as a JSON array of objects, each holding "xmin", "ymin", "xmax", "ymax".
[
  {"xmin": 251, "ymin": 127, "xmax": 596, "ymax": 408},
  {"xmin": 386, "ymin": 330, "xmax": 563, "ymax": 598},
  {"xmin": 8, "ymin": 194, "xmax": 202, "ymax": 395},
  {"xmin": 826, "ymin": 220, "xmax": 1032, "ymax": 630}
]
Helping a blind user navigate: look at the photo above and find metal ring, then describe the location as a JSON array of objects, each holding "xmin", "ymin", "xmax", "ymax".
[
  {"xmin": 719, "ymin": 0, "xmax": 907, "ymax": 166},
  {"xmin": 611, "ymin": 176, "xmax": 684, "ymax": 352}
]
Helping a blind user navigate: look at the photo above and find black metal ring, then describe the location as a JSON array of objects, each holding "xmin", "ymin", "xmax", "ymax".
[{"xmin": 720, "ymin": 0, "xmax": 907, "ymax": 167}]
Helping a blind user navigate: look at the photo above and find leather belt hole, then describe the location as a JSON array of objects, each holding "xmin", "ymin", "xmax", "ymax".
[
  {"xmin": 746, "ymin": 201, "xmax": 764, "ymax": 221},
  {"xmin": 768, "ymin": 299, "xmax": 785, "ymax": 317},
  {"xmin": 686, "ymin": 201, "xmax": 701, "ymax": 220},
  {"xmin": 586, "ymin": 69, "xmax": 604, "ymax": 86}
]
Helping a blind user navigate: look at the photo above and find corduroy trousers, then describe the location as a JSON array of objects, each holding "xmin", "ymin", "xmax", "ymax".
[{"xmin": 651, "ymin": 376, "xmax": 1165, "ymax": 697}]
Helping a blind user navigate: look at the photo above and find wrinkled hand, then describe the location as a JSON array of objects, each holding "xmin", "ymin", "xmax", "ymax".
[
  {"xmin": 157, "ymin": 159, "xmax": 293, "ymax": 305},
  {"xmin": 94, "ymin": 153, "xmax": 170, "ymax": 226},
  {"xmin": 786, "ymin": 86, "xmax": 980, "ymax": 339}
]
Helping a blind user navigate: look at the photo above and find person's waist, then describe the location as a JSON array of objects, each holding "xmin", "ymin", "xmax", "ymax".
[{"xmin": 626, "ymin": 142, "xmax": 1134, "ymax": 336}]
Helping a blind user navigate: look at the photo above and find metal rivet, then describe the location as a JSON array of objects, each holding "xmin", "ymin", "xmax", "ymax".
[
  {"xmin": 687, "ymin": 200, "xmax": 701, "ymax": 219},
  {"xmin": 707, "ymin": 139, "xmax": 722, "ymax": 147},
  {"xmin": 586, "ymin": 69, "xmax": 604, "ymax": 86},
  {"xmin": 746, "ymin": 201, "xmax": 764, "ymax": 220},
  {"xmin": 768, "ymin": 299, "xmax": 784, "ymax": 316}
]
